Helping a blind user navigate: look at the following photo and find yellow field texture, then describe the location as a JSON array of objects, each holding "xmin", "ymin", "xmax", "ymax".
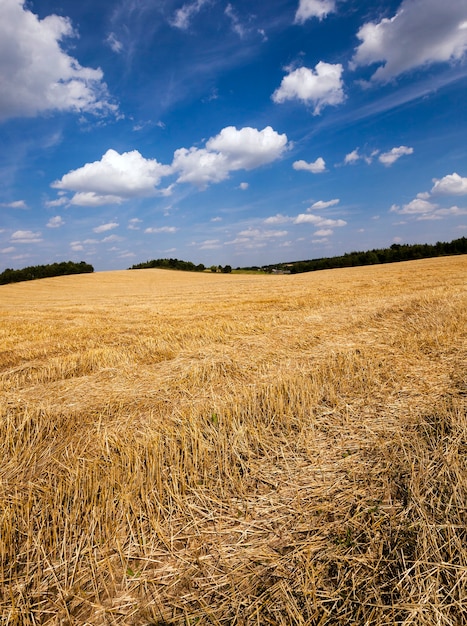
[{"xmin": 1, "ymin": 256, "xmax": 466, "ymax": 625}]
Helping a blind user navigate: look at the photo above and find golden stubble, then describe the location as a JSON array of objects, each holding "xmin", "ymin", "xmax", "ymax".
[{"xmin": 1, "ymin": 256, "xmax": 466, "ymax": 624}]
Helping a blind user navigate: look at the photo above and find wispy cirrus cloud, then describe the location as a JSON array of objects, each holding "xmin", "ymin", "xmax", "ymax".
[
  {"xmin": 106, "ymin": 32, "xmax": 124, "ymax": 53},
  {"xmin": 144, "ymin": 226, "xmax": 178, "ymax": 234},
  {"xmin": 194, "ymin": 239, "xmax": 222, "ymax": 250},
  {"xmin": 170, "ymin": 0, "xmax": 211, "ymax": 30},
  {"xmin": 226, "ymin": 228, "xmax": 288, "ymax": 249},
  {"xmin": 225, "ymin": 4, "xmax": 246, "ymax": 38}
]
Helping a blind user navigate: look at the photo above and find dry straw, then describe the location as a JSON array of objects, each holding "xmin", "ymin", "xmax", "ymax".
[{"xmin": 1, "ymin": 256, "xmax": 466, "ymax": 624}]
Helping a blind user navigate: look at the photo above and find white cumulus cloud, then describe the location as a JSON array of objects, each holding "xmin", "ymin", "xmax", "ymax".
[
  {"xmin": 314, "ymin": 228, "xmax": 334, "ymax": 236},
  {"xmin": 379, "ymin": 146, "xmax": 413, "ymax": 166},
  {"xmin": 293, "ymin": 157, "xmax": 326, "ymax": 173},
  {"xmin": 390, "ymin": 199, "xmax": 467, "ymax": 221},
  {"xmin": 0, "ymin": 0, "xmax": 116, "ymax": 121},
  {"xmin": 46, "ymin": 215, "xmax": 65, "ymax": 228},
  {"xmin": 344, "ymin": 149, "xmax": 360, "ymax": 164},
  {"xmin": 264, "ymin": 214, "xmax": 292, "ymax": 225},
  {"xmin": 11, "ymin": 230, "xmax": 43, "ymax": 243},
  {"xmin": 431, "ymin": 172, "xmax": 467, "ymax": 195},
  {"xmin": 1, "ymin": 200, "xmax": 27, "ymax": 209},
  {"xmin": 93, "ymin": 222, "xmax": 119, "ymax": 233},
  {"xmin": 52, "ymin": 127, "xmax": 289, "ymax": 199},
  {"xmin": 294, "ymin": 213, "xmax": 347, "ymax": 227},
  {"xmin": 396, "ymin": 198, "xmax": 438, "ymax": 214},
  {"xmin": 344, "ymin": 148, "xmax": 380, "ymax": 165},
  {"xmin": 310, "ymin": 199, "xmax": 340, "ymax": 210},
  {"xmin": 295, "ymin": 0, "xmax": 336, "ymax": 23},
  {"xmin": 391, "ymin": 196, "xmax": 467, "ymax": 220},
  {"xmin": 172, "ymin": 148, "xmax": 229, "ymax": 186},
  {"xmin": 206, "ymin": 126, "xmax": 288, "ymax": 170},
  {"xmin": 417, "ymin": 206, "xmax": 467, "ymax": 220},
  {"xmin": 173, "ymin": 126, "xmax": 289, "ymax": 186},
  {"xmin": 52, "ymin": 149, "xmax": 172, "ymax": 205},
  {"xmin": 70, "ymin": 192, "xmax": 124, "ymax": 207},
  {"xmin": 272, "ymin": 62, "xmax": 345, "ymax": 114},
  {"xmin": 128, "ymin": 218, "xmax": 142, "ymax": 230},
  {"xmin": 237, "ymin": 228, "xmax": 288, "ymax": 239},
  {"xmin": 351, "ymin": 0, "xmax": 467, "ymax": 82},
  {"xmin": 45, "ymin": 196, "xmax": 68, "ymax": 208}
]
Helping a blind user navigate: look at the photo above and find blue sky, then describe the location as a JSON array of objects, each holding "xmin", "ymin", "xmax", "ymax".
[{"xmin": 1, "ymin": 0, "xmax": 467, "ymax": 271}]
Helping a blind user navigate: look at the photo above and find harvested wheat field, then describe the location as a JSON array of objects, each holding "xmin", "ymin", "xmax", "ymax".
[{"xmin": 1, "ymin": 256, "xmax": 466, "ymax": 625}]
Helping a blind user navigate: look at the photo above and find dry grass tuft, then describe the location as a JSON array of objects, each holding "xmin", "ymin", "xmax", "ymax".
[{"xmin": 1, "ymin": 256, "xmax": 466, "ymax": 624}]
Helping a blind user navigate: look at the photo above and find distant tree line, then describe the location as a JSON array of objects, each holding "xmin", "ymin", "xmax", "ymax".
[
  {"xmin": 129, "ymin": 258, "xmax": 206, "ymax": 272},
  {"xmin": 261, "ymin": 237, "xmax": 467, "ymax": 274},
  {"xmin": 130, "ymin": 258, "xmax": 235, "ymax": 273},
  {"xmin": 0, "ymin": 261, "xmax": 94, "ymax": 285}
]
